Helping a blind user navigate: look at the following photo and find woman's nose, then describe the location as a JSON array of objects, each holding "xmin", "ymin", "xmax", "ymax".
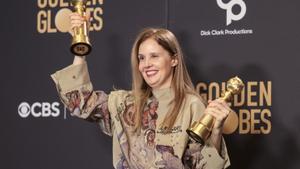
[{"xmin": 144, "ymin": 57, "xmax": 152, "ymax": 67}]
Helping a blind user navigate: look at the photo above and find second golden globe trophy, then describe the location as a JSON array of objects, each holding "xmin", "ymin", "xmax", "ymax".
[
  {"xmin": 70, "ymin": 0, "xmax": 92, "ymax": 56},
  {"xmin": 186, "ymin": 76, "xmax": 244, "ymax": 144}
]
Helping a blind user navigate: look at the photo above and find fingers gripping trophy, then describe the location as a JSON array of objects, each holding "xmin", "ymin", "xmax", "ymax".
[
  {"xmin": 186, "ymin": 76, "xmax": 244, "ymax": 144},
  {"xmin": 70, "ymin": 0, "xmax": 92, "ymax": 56}
]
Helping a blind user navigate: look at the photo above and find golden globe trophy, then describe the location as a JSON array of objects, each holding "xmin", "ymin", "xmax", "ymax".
[
  {"xmin": 186, "ymin": 76, "xmax": 244, "ymax": 144},
  {"xmin": 70, "ymin": 0, "xmax": 92, "ymax": 56}
]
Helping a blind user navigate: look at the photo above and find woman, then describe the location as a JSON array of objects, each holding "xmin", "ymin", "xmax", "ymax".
[{"xmin": 51, "ymin": 13, "xmax": 231, "ymax": 169}]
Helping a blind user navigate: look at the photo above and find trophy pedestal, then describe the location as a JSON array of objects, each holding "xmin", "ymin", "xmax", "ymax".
[{"xmin": 71, "ymin": 34, "xmax": 91, "ymax": 56}]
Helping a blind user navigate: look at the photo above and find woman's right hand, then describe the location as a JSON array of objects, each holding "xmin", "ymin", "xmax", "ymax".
[{"xmin": 68, "ymin": 12, "xmax": 90, "ymax": 37}]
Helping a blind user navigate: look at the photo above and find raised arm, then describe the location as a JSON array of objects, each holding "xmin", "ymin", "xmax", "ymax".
[
  {"xmin": 50, "ymin": 12, "xmax": 112, "ymax": 136},
  {"xmin": 73, "ymin": 55, "xmax": 86, "ymax": 65}
]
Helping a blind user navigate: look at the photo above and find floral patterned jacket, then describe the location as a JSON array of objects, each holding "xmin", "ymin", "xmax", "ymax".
[{"xmin": 51, "ymin": 61, "xmax": 230, "ymax": 169}]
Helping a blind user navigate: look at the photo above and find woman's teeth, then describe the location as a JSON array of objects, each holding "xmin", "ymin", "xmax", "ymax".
[{"xmin": 146, "ymin": 70, "xmax": 157, "ymax": 76}]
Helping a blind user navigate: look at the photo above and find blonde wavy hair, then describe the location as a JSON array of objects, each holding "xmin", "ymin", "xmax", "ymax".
[{"xmin": 131, "ymin": 28, "xmax": 202, "ymax": 132}]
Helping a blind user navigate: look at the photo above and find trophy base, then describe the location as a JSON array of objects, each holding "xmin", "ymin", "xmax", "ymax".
[
  {"xmin": 71, "ymin": 43, "xmax": 92, "ymax": 56},
  {"xmin": 186, "ymin": 120, "xmax": 212, "ymax": 144},
  {"xmin": 186, "ymin": 129, "xmax": 205, "ymax": 144}
]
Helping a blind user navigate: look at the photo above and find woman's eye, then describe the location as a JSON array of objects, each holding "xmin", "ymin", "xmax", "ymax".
[
  {"xmin": 151, "ymin": 54, "xmax": 159, "ymax": 58},
  {"xmin": 138, "ymin": 55, "xmax": 144, "ymax": 61}
]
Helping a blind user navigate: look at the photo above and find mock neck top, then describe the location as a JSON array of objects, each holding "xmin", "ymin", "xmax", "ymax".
[{"xmin": 152, "ymin": 87, "xmax": 173, "ymax": 100}]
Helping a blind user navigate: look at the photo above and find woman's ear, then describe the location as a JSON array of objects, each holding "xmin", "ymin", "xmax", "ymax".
[{"xmin": 171, "ymin": 58, "xmax": 178, "ymax": 67}]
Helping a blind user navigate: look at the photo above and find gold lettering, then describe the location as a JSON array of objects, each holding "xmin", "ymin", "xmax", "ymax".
[
  {"xmin": 208, "ymin": 82, "xmax": 220, "ymax": 101},
  {"xmin": 247, "ymin": 81, "xmax": 258, "ymax": 106},
  {"xmin": 195, "ymin": 81, "xmax": 272, "ymax": 136},
  {"xmin": 37, "ymin": 10, "xmax": 47, "ymax": 33},
  {"xmin": 60, "ymin": 0, "xmax": 69, "ymax": 7},
  {"xmin": 49, "ymin": 0, "xmax": 58, "ymax": 8},
  {"xmin": 239, "ymin": 109, "xmax": 250, "ymax": 134},
  {"xmin": 47, "ymin": 10, "xmax": 57, "ymax": 33},
  {"xmin": 37, "ymin": 0, "xmax": 47, "ymax": 8},
  {"xmin": 221, "ymin": 82, "xmax": 226, "ymax": 94},
  {"xmin": 195, "ymin": 81, "xmax": 272, "ymax": 106},
  {"xmin": 260, "ymin": 81, "xmax": 272, "ymax": 106},
  {"xmin": 93, "ymin": 7, "xmax": 103, "ymax": 31},
  {"xmin": 196, "ymin": 82, "xmax": 208, "ymax": 101},
  {"xmin": 260, "ymin": 109, "xmax": 271, "ymax": 134},
  {"xmin": 250, "ymin": 109, "xmax": 261, "ymax": 134}
]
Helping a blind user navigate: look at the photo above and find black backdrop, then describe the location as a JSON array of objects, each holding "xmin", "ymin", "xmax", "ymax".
[{"xmin": 2, "ymin": 0, "xmax": 300, "ymax": 169}]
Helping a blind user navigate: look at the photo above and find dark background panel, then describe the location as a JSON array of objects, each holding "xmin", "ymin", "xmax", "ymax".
[
  {"xmin": 2, "ymin": 1, "xmax": 166, "ymax": 169},
  {"xmin": 168, "ymin": 0, "xmax": 300, "ymax": 169},
  {"xmin": 1, "ymin": 0, "xmax": 299, "ymax": 169}
]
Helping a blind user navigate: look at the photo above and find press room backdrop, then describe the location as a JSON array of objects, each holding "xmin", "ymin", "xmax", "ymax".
[{"xmin": 1, "ymin": 0, "xmax": 300, "ymax": 169}]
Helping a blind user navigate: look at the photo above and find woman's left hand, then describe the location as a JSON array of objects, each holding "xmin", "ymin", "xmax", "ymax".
[
  {"xmin": 203, "ymin": 98, "xmax": 232, "ymax": 153},
  {"xmin": 205, "ymin": 98, "xmax": 231, "ymax": 132}
]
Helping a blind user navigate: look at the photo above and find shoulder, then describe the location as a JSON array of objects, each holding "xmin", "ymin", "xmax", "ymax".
[
  {"xmin": 108, "ymin": 90, "xmax": 133, "ymax": 103},
  {"xmin": 109, "ymin": 89, "xmax": 132, "ymax": 97},
  {"xmin": 108, "ymin": 90, "xmax": 134, "ymax": 113},
  {"xmin": 184, "ymin": 93, "xmax": 206, "ymax": 118},
  {"xmin": 185, "ymin": 93, "xmax": 206, "ymax": 108}
]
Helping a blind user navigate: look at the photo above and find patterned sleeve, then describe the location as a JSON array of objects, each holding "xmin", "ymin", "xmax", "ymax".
[
  {"xmin": 183, "ymin": 98, "xmax": 230, "ymax": 169},
  {"xmin": 51, "ymin": 61, "xmax": 112, "ymax": 136}
]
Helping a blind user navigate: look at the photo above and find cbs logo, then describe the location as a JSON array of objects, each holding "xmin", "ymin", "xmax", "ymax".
[
  {"xmin": 18, "ymin": 102, "xmax": 60, "ymax": 118},
  {"xmin": 217, "ymin": 0, "xmax": 247, "ymax": 25}
]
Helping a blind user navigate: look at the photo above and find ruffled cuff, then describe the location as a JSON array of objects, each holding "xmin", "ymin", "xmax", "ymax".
[{"xmin": 51, "ymin": 61, "xmax": 91, "ymax": 94}]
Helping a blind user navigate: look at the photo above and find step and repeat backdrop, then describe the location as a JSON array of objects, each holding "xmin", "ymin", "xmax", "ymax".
[{"xmin": 2, "ymin": 0, "xmax": 300, "ymax": 169}]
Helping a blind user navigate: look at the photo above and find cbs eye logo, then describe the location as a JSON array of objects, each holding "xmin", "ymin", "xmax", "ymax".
[
  {"xmin": 18, "ymin": 102, "xmax": 31, "ymax": 118},
  {"xmin": 217, "ymin": 0, "xmax": 247, "ymax": 25}
]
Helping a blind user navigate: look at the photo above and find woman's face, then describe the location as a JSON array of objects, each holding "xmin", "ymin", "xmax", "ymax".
[{"xmin": 138, "ymin": 38, "xmax": 177, "ymax": 90}]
